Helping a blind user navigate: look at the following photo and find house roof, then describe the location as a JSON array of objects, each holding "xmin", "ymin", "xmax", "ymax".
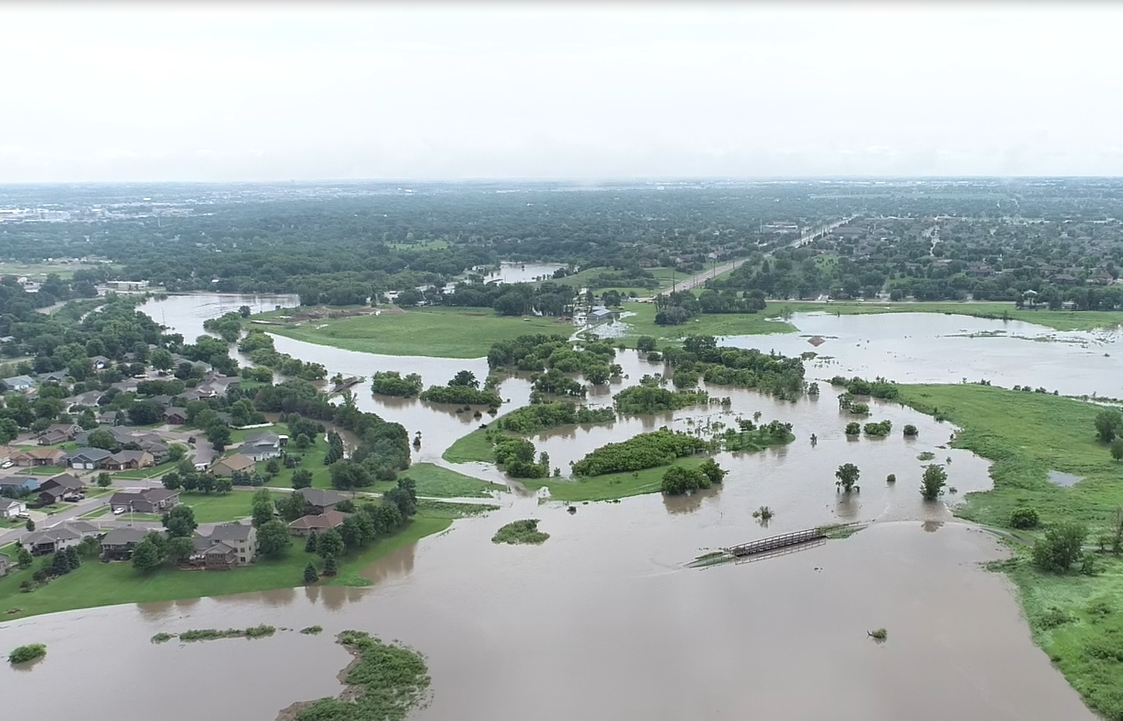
[
  {"xmin": 297, "ymin": 487, "xmax": 347, "ymax": 508},
  {"xmin": 205, "ymin": 541, "xmax": 236, "ymax": 556},
  {"xmin": 244, "ymin": 430, "xmax": 279, "ymax": 446},
  {"xmin": 108, "ymin": 450, "xmax": 150, "ymax": 463},
  {"xmin": 288, "ymin": 509, "xmax": 349, "ymax": 531},
  {"xmin": 68, "ymin": 447, "xmax": 113, "ymax": 463},
  {"xmin": 0, "ymin": 476, "xmax": 39, "ymax": 490},
  {"xmin": 0, "ymin": 498, "xmax": 23, "ymax": 511},
  {"xmin": 214, "ymin": 453, "xmax": 255, "ymax": 472},
  {"xmin": 41, "ymin": 474, "xmax": 85, "ymax": 491},
  {"xmin": 45, "ymin": 423, "xmax": 79, "ymax": 434},
  {"xmin": 164, "ymin": 407, "xmax": 187, "ymax": 418},
  {"xmin": 110, "ymin": 488, "xmax": 178, "ymax": 506},
  {"xmin": 207, "ymin": 523, "xmax": 253, "ymax": 542},
  {"xmin": 18, "ymin": 448, "xmax": 67, "ymax": 460},
  {"xmin": 101, "ymin": 527, "xmax": 149, "ymax": 546},
  {"xmin": 2, "ymin": 375, "xmax": 36, "ymax": 388}
]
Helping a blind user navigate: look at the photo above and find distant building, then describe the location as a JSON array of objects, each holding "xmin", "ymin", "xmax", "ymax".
[{"xmin": 104, "ymin": 280, "xmax": 150, "ymax": 291}]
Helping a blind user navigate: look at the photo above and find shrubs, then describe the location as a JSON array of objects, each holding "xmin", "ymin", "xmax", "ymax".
[
  {"xmin": 1032, "ymin": 522, "xmax": 1088, "ymax": 573},
  {"xmin": 493, "ymin": 437, "xmax": 549, "ymax": 478},
  {"xmin": 531, "ymin": 368, "xmax": 586, "ymax": 398},
  {"xmin": 492, "ymin": 519, "xmax": 550, "ymax": 545},
  {"xmin": 886, "ymin": 474, "xmax": 896, "ymax": 484},
  {"xmin": 8, "ymin": 644, "xmax": 46, "ymax": 664},
  {"xmin": 863, "ymin": 420, "xmax": 892, "ymax": 437},
  {"xmin": 661, "ymin": 466, "xmax": 711, "ymax": 495},
  {"xmin": 572, "ymin": 430, "xmax": 708, "ymax": 477},
  {"xmin": 370, "ymin": 371, "xmax": 423, "ymax": 397},
  {"xmin": 300, "ymin": 625, "xmax": 324, "ymax": 635},
  {"xmin": 844, "ymin": 422, "xmax": 861, "ymax": 436},
  {"xmin": 698, "ymin": 458, "xmax": 726, "ymax": 485},
  {"xmin": 492, "ymin": 402, "xmax": 615, "ymax": 434},
  {"xmin": 903, "ymin": 424, "xmax": 919, "ymax": 437},
  {"xmin": 1010, "ymin": 508, "xmax": 1040, "ymax": 529},
  {"xmin": 835, "ymin": 463, "xmax": 860, "ymax": 492},
  {"xmin": 753, "ymin": 506, "xmax": 774, "ymax": 521},
  {"xmin": 612, "ymin": 385, "xmax": 708, "ymax": 414}
]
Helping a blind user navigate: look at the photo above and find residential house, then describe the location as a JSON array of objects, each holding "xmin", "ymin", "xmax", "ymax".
[
  {"xmin": 68, "ymin": 390, "xmax": 108, "ymax": 410},
  {"xmin": 241, "ymin": 430, "xmax": 284, "ymax": 461},
  {"xmin": 296, "ymin": 487, "xmax": 348, "ymax": 515},
  {"xmin": 109, "ymin": 488, "xmax": 180, "ymax": 514},
  {"xmin": 37, "ymin": 423, "xmax": 82, "ymax": 446},
  {"xmin": 0, "ymin": 476, "xmax": 40, "ymax": 494},
  {"xmin": 163, "ymin": 407, "xmax": 188, "ymax": 425},
  {"xmin": 38, "ymin": 371, "xmax": 68, "ymax": 383},
  {"xmin": 22, "ymin": 521, "xmax": 100, "ymax": 555},
  {"xmin": 190, "ymin": 523, "xmax": 258, "ymax": 568},
  {"xmin": 13, "ymin": 448, "xmax": 67, "ymax": 467},
  {"xmin": 588, "ymin": 306, "xmax": 613, "ymax": 324},
  {"xmin": 210, "ymin": 453, "xmax": 256, "ymax": 477},
  {"xmin": 102, "ymin": 450, "xmax": 154, "ymax": 471},
  {"xmin": 67, "ymin": 447, "xmax": 113, "ymax": 470},
  {"xmin": 1, "ymin": 498, "xmax": 27, "ymax": 519},
  {"xmin": 1, "ymin": 375, "xmax": 36, "ymax": 392},
  {"xmin": 37, "ymin": 474, "xmax": 86, "ymax": 505},
  {"xmin": 288, "ymin": 509, "xmax": 349, "ymax": 537},
  {"xmin": 0, "ymin": 445, "xmax": 17, "ymax": 466},
  {"xmin": 100, "ymin": 527, "xmax": 151, "ymax": 560},
  {"xmin": 89, "ymin": 355, "xmax": 112, "ymax": 370},
  {"xmin": 0, "ymin": 555, "xmax": 10, "ymax": 577}
]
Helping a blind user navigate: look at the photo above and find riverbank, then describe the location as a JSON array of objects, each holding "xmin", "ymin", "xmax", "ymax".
[
  {"xmin": 0, "ymin": 515, "xmax": 453, "ymax": 620},
  {"xmin": 896, "ymin": 383, "xmax": 1123, "ymax": 721}
]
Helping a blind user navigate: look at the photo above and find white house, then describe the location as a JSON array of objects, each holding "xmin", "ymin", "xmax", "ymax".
[{"xmin": 0, "ymin": 498, "xmax": 27, "ymax": 519}]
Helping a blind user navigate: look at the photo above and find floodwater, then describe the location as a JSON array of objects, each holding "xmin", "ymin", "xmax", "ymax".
[
  {"xmin": 1, "ymin": 293, "xmax": 1106, "ymax": 721},
  {"xmin": 478, "ymin": 261, "xmax": 566, "ymax": 285},
  {"xmin": 146, "ymin": 292, "xmax": 301, "ymax": 343},
  {"xmin": 722, "ymin": 311, "xmax": 1123, "ymax": 398},
  {"xmin": 1047, "ymin": 470, "xmax": 1083, "ymax": 488}
]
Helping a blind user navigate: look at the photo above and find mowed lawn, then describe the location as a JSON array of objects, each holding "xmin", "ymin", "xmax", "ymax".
[
  {"xmin": 268, "ymin": 307, "xmax": 576, "ymax": 358},
  {"xmin": 0, "ymin": 516, "xmax": 452, "ymax": 619},
  {"xmin": 262, "ymin": 441, "xmax": 332, "ymax": 489},
  {"xmin": 182, "ymin": 490, "xmax": 284, "ymax": 524},
  {"xmin": 374, "ymin": 463, "xmax": 505, "ymax": 498}
]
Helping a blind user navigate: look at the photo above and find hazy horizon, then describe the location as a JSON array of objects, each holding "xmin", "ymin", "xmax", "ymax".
[{"xmin": 3, "ymin": 3, "xmax": 1121, "ymax": 183}]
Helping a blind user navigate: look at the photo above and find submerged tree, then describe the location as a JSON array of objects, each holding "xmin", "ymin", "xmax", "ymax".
[
  {"xmin": 835, "ymin": 463, "xmax": 860, "ymax": 493},
  {"xmin": 920, "ymin": 464, "xmax": 948, "ymax": 501}
]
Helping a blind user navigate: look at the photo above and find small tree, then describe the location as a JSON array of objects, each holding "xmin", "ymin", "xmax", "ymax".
[
  {"xmin": 265, "ymin": 458, "xmax": 281, "ymax": 477},
  {"xmin": 17, "ymin": 547, "xmax": 33, "ymax": 569},
  {"xmin": 257, "ymin": 520, "xmax": 291, "ymax": 558},
  {"xmin": 1010, "ymin": 508, "xmax": 1039, "ymax": 529},
  {"xmin": 64, "ymin": 546, "xmax": 81, "ymax": 570},
  {"xmin": 903, "ymin": 424, "xmax": 918, "ymax": 437},
  {"xmin": 920, "ymin": 464, "xmax": 948, "ymax": 501},
  {"xmin": 316, "ymin": 528, "xmax": 344, "ymax": 559},
  {"xmin": 303, "ymin": 562, "xmax": 319, "ymax": 585},
  {"xmin": 844, "ymin": 422, "xmax": 860, "ymax": 436},
  {"xmin": 291, "ymin": 468, "xmax": 313, "ymax": 489},
  {"xmin": 835, "ymin": 463, "xmax": 860, "ymax": 493},
  {"xmin": 322, "ymin": 554, "xmax": 338, "ymax": 576},
  {"xmin": 304, "ymin": 530, "xmax": 318, "ymax": 554},
  {"xmin": 1095, "ymin": 410, "xmax": 1122, "ymax": 443},
  {"xmin": 167, "ymin": 537, "xmax": 194, "ymax": 563},
  {"xmin": 251, "ymin": 488, "xmax": 274, "ymax": 528},
  {"xmin": 50, "ymin": 552, "xmax": 71, "ymax": 576},
  {"xmin": 95, "ymin": 472, "xmax": 112, "ymax": 488},
  {"xmin": 131, "ymin": 538, "xmax": 164, "ymax": 572},
  {"xmin": 698, "ymin": 458, "xmax": 726, "ymax": 485},
  {"xmin": 636, "ymin": 336, "xmax": 657, "ymax": 353},
  {"xmin": 162, "ymin": 505, "xmax": 198, "ymax": 538},
  {"xmin": 25, "ymin": 518, "xmax": 34, "ymax": 532},
  {"xmin": 1032, "ymin": 522, "xmax": 1087, "ymax": 572},
  {"xmin": 1111, "ymin": 438, "xmax": 1123, "ymax": 462}
]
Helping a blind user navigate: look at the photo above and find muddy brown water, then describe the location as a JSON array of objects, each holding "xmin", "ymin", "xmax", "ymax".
[{"xmin": 2, "ymin": 294, "xmax": 1103, "ymax": 720}]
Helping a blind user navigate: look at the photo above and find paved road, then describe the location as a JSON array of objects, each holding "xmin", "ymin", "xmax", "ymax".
[{"xmin": 651, "ymin": 214, "xmax": 860, "ymax": 299}]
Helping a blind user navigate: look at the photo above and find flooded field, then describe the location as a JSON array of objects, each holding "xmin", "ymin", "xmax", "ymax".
[
  {"xmin": 727, "ymin": 311, "xmax": 1123, "ymax": 398},
  {"xmin": 2, "ymin": 293, "xmax": 1108, "ymax": 721}
]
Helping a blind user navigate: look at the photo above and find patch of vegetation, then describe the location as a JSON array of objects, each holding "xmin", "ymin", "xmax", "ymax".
[
  {"xmin": 491, "ymin": 401, "xmax": 616, "ymax": 434},
  {"xmin": 176, "ymin": 625, "xmax": 277, "ymax": 642},
  {"xmin": 572, "ymin": 429, "xmax": 708, "ymax": 477},
  {"xmin": 868, "ymin": 628, "xmax": 888, "ymax": 641},
  {"xmin": 370, "ymin": 371, "xmax": 423, "ymax": 397},
  {"xmin": 150, "ymin": 633, "xmax": 175, "ymax": 644},
  {"xmin": 818, "ymin": 523, "xmax": 866, "ymax": 540},
  {"xmin": 287, "ymin": 631, "xmax": 431, "ymax": 721},
  {"xmin": 300, "ymin": 625, "xmax": 323, "ymax": 635},
  {"xmin": 491, "ymin": 519, "xmax": 550, "ymax": 545},
  {"xmin": 863, "ymin": 420, "xmax": 893, "ymax": 437},
  {"xmin": 917, "ymin": 451, "xmax": 936, "ymax": 461},
  {"xmin": 612, "ymin": 384, "xmax": 709, "ymax": 414},
  {"xmin": 721, "ymin": 419, "xmax": 795, "ymax": 452},
  {"xmin": 8, "ymin": 643, "xmax": 46, "ymax": 664}
]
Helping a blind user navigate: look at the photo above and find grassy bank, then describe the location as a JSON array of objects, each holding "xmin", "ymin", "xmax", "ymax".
[
  {"xmin": 768, "ymin": 301, "xmax": 1123, "ymax": 332},
  {"xmin": 442, "ymin": 428, "xmax": 497, "ymax": 464},
  {"xmin": 374, "ymin": 463, "xmax": 505, "ymax": 498},
  {"xmin": 896, "ymin": 383, "xmax": 1123, "ymax": 720},
  {"xmin": 615, "ymin": 303, "xmax": 796, "ymax": 342},
  {"xmin": 522, "ymin": 457, "xmax": 707, "ymax": 502},
  {"xmin": 0, "ymin": 515, "xmax": 451, "ymax": 620}
]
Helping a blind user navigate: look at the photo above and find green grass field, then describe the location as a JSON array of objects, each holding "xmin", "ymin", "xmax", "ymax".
[
  {"xmin": 0, "ymin": 515, "xmax": 451, "ymax": 619},
  {"xmin": 616, "ymin": 303, "xmax": 796, "ymax": 343},
  {"xmin": 182, "ymin": 490, "xmax": 284, "ymax": 524},
  {"xmin": 558, "ymin": 266, "xmax": 679, "ymax": 296},
  {"xmin": 441, "ymin": 429, "xmax": 495, "ymax": 464},
  {"xmin": 767, "ymin": 301, "xmax": 1123, "ymax": 332},
  {"xmin": 379, "ymin": 463, "xmax": 505, "ymax": 498},
  {"xmin": 0, "ymin": 261, "xmax": 115, "ymax": 280},
  {"xmin": 266, "ymin": 307, "xmax": 575, "ymax": 358},
  {"xmin": 262, "ymin": 441, "xmax": 333, "ymax": 489},
  {"xmin": 113, "ymin": 462, "xmax": 176, "ymax": 480},
  {"xmin": 522, "ymin": 457, "xmax": 708, "ymax": 502},
  {"xmin": 896, "ymin": 384, "xmax": 1123, "ymax": 720}
]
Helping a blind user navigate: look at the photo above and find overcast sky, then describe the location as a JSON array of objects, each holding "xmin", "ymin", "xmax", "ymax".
[{"xmin": 1, "ymin": 3, "xmax": 1121, "ymax": 182}]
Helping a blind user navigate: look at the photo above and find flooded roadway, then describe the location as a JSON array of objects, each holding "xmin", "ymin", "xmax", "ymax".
[{"xmin": 1, "ymin": 293, "xmax": 1109, "ymax": 720}]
